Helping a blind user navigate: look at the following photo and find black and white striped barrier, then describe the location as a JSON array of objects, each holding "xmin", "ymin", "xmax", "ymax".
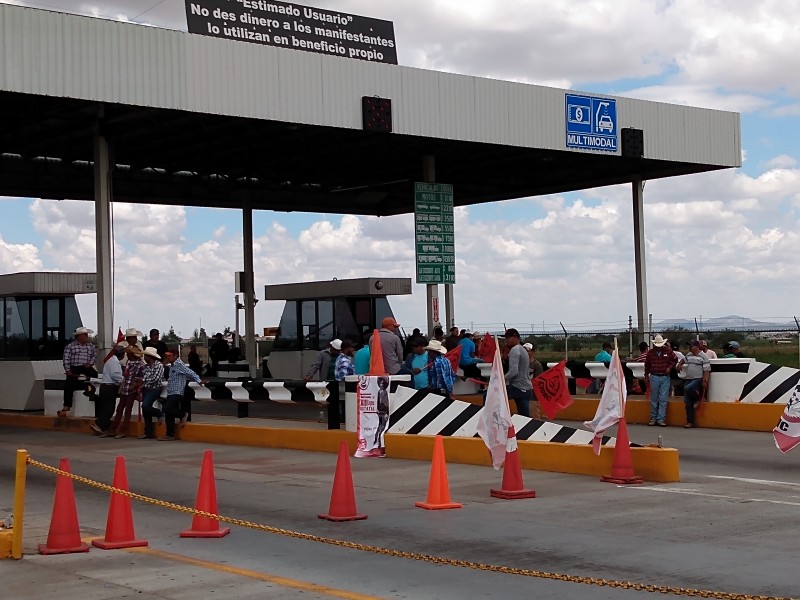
[
  {"xmin": 344, "ymin": 380, "xmax": 616, "ymax": 447},
  {"xmin": 708, "ymin": 359, "xmax": 800, "ymax": 403}
]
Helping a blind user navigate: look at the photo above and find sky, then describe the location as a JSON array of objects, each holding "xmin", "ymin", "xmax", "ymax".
[{"xmin": 1, "ymin": 0, "xmax": 799, "ymax": 338}]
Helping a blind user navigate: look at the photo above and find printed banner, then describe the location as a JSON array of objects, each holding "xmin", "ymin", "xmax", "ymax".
[{"xmin": 355, "ymin": 375, "xmax": 390, "ymax": 457}]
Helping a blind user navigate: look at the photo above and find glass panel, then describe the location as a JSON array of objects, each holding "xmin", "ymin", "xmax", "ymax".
[
  {"xmin": 301, "ymin": 301, "xmax": 316, "ymax": 325},
  {"xmin": 5, "ymin": 298, "xmax": 30, "ymax": 359},
  {"xmin": 334, "ymin": 299, "xmax": 360, "ymax": 345},
  {"xmin": 0, "ymin": 298, "xmax": 4, "ymax": 358},
  {"xmin": 64, "ymin": 297, "xmax": 83, "ymax": 334},
  {"xmin": 353, "ymin": 299, "xmax": 371, "ymax": 326},
  {"xmin": 273, "ymin": 301, "xmax": 299, "ymax": 350},
  {"xmin": 374, "ymin": 298, "xmax": 393, "ymax": 329},
  {"xmin": 47, "ymin": 298, "xmax": 60, "ymax": 328},
  {"xmin": 30, "ymin": 299, "xmax": 44, "ymax": 357},
  {"xmin": 318, "ymin": 300, "xmax": 333, "ymax": 346}
]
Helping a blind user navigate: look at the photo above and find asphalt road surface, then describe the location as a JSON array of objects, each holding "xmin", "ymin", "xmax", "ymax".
[{"xmin": 1, "ymin": 422, "xmax": 798, "ymax": 599}]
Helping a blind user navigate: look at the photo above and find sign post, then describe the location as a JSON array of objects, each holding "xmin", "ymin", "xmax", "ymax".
[{"xmin": 415, "ymin": 180, "xmax": 454, "ymax": 335}]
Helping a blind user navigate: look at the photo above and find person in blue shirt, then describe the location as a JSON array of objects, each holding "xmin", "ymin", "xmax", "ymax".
[
  {"xmin": 425, "ymin": 340, "xmax": 456, "ymax": 398},
  {"xmin": 353, "ymin": 331, "xmax": 371, "ymax": 375},
  {"xmin": 457, "ymin": 331, "xmax": 482, "ymax": 379},
  {"xmin": 587, "ymin": 342, "xmax": 613, "ymax": 394},
  {"xmin": 404, "ymin": 339, "xmax": 430, "ymax": 390}
]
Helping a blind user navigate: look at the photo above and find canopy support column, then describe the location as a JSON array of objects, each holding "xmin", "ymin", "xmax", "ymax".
[
  {"xmin": 243, "ymin": 200, "xmax": 257, "ymax": 378},
  {"xmin": 423, "ymin": 155, "xmax": 440, "ymax": 337},
  {"xmin": 632, "ymin": 179, "xmax": 649, "ymax": 343},
  {"xmin": 93, "ymin": 129, "xmax": 113, "ymax": 363}
]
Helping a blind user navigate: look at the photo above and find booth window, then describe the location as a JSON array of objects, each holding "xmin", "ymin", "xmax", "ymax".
[{"xmin": 0, "ymin": 296, "xmax": 82, "ymax": 360}]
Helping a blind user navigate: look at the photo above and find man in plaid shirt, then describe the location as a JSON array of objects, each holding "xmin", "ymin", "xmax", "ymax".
[
  {"xmin": 160, "ymin": 352, "xmax": 204, "ymax": 441},
  {"xmin": 644, "ymin": 335, "xmax": 678, "ymax": 427},
  {"xmin": 59, "ymin": 326, "xmax": 98, "ymax": 418},
  {"xmin": 102, "ymin": 346, "xmax": 145, "ymax": 439},
  {"xmin": 139, "ymin": 346, "xmax": 166, "ymax": 439},
  {"xmin": 425, "ymin": 340, "xmax": 456, "ymax": 398}
]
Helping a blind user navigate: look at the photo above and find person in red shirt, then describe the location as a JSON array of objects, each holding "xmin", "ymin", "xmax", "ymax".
[{"xmin": 644, "ymin": 335, "xmax": 678, "ymax": 427}]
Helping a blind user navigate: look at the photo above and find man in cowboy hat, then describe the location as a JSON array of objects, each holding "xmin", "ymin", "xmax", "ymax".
[
  {"xmin": 644, "ymin": 334, "xmax": 679, "ymax": 427},
  {"xmin": 160, "ymin": 351, "xmax": 205, "ymax": 441},
  {"xmin": 102, "ymin": 345, "xmax": 145, "ymax": 439},
  {"xmin": 91, "ymin": 344, "xmax": 124, "ymax": 435},
  {"xmin": 424, "ymin": 339, "xmax": 456, "ymax": 398},
  {"xmin": 118, "ymin": 327, "xmax": 144, "ymax": 367},
  {"xmin": 139, "ymin": 346, "xmax": 166, "ymax": 439},
  {"xmin": 59, "ymin": 326, "xmax": 98, "ymax": 418}
]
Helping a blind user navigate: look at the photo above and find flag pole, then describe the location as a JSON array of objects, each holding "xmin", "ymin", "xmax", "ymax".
[
  {"xmin": 613, "ymin": 336, "xmax": 625, "ymax": 411},
  {"xmin": 495, "ymin": 335, "xmax": 511, "ymax": 417}
]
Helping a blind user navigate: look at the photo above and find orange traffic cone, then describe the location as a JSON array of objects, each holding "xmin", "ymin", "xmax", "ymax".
[
  {"xmin": 38, "ymin": 458, "xmax": 90, "ymax": 555},
  {"xmin": 601, "ymin": 418, "xmax": 643, "ymax": 484},
  {"xmin": 415, "ymin": 435, "xmax": 462, "ymax": 510},
  {"xmin": 490, "ymin": 425, "xmax": 536, "ymax": 499},
  {"xmin": 318, "ymin": 441, "xmax": 367, "ymax": 522},
  {"xmin": 181, "ymin": 450, "xmax": 231, "ymax": 538},
  {"xmin": 368, "ymin": 328, "xmax": 386, "ymax": 376},
  {"xmin": 92, "ymin": 456, "xmax": 149, "ymax": 549}
]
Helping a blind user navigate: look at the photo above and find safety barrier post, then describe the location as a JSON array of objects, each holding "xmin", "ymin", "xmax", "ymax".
[{"xmin": 12, "ymin": 449, "xmax": 27, "ymax": 559}]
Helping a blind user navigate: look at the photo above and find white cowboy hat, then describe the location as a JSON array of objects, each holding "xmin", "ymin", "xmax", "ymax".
[
  {"xmin": 73, "ymin": 327, "xmax": 93, "ymax": 336},
  {"xmin": 652, "ymin": 334, "xmax": 667, "ymax": 347},
  {"xmin": 125, "ymin": 327, "xmax": 142, "ymax": 337},
  {"xmin": 424, "ymin": 340, "xmax": 447, "ymax": 354},
  {"xmin": 142, "ymin": 346, "xmax": 161, "ymax": 360}
]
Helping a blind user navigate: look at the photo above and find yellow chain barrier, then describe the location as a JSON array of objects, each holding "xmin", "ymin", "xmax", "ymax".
[{"xmin": 26, "ymin": 455, "xmax": 794, "ymax": 600}]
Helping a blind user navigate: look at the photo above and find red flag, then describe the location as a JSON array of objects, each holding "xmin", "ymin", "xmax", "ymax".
[
  {"xmin": 103, "ymin": 328, "xmax": 125, "ymax": 363},
  {"xmin": 476, "ymin": 333, "xmax": 496, "ymax": 363},
  {"xmin": 444, "ymin": 345, "xmax": 462, "ymax": 374},
  {"xmin": 531, "ymin": 359, "xmax": 573, "ymax": 420}
]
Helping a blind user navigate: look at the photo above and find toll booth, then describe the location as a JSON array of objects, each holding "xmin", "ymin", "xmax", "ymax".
[
  {"xmin": 0, "ymin": 272, "xmax": 96, "ymax": 410},
  {"xmin": 265, "ymin": 277, "xmax": 412, "ymax": 380}
]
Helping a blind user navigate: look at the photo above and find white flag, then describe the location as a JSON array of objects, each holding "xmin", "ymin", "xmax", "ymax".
[
  {"xmin": 584, "ymin": 346, "xmax": 626, "ymax": 455},
  {"xmin": 477, "ymin": 344, "xmax": 512, "ymax": 469}
]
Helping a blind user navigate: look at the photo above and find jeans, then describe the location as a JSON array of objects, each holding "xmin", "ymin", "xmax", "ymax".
[
  {"xmin": 507, "ymin": 385, "xmax": 533, "ymax": 418},
  {"xmin": 684, "ymin": 379, "xmax": 703, "ymax": 425},
  {"xmin": 163, "ymin": 394, "xmax": 185, "ymax": 437},
  {"xmin": 95, "ymin": 383, "xmax": 117, "ymax": 431},
  {"xmin": 63, "ymin": 365, "xmax": 97, "ymax": 408},
  {"xmin": 141, "ymin": 388, "xmax": 163, "ymax": 436},
  {"xmin": 649, "ymin": 374, "xmax": 671, "ymax": 422}
]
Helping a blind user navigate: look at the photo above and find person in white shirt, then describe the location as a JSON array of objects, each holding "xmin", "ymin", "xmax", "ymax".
[
  {"xmin": 91, "ymin": 345, "xmax": 124, "ymax": 435},
  {"xmin": 700, "ymin": 339, "xmax": 717, "ymax": 359}
]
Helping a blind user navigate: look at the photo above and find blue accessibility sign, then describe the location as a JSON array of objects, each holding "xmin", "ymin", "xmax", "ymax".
[{"xmin": 565, "ymin": 94, "xmax": 618, "ymax": 152}]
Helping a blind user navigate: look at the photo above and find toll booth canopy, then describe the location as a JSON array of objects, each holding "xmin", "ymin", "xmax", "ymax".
[
  {"xmin": 266, "ymin": 278, "xmax": 412, "ymax": 351},
  {"xmin": 0, "ymin": 272, "xmax": 94, "ymax": 360}
]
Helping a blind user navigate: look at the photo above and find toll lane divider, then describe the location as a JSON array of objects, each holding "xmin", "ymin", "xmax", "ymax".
[{"xmin": 0, "ymin": 413, "xmax": 679, "ymax": 482}]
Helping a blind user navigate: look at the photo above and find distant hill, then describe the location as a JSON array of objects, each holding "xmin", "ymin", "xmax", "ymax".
[{"xmin": 655, "ymin": 315, "xmax": 795, "ymax": 331}]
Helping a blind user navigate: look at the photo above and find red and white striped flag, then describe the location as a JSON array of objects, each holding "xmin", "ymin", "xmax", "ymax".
[
  {"xmin": 477, "ymin": 342, "xmax": 511, "ymax": 470},
  {"xmin": 774, "ymin": 384, "xmax": 800, "ymax": 454},
  {"xmin": 584, "ymin": 345, "xmax": 626, "ymax": 455}
]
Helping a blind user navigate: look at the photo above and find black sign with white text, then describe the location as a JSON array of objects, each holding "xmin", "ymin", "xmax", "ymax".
[{"xmin": 185, "ymin": 0, "xmax": 397, "ymax": 64}]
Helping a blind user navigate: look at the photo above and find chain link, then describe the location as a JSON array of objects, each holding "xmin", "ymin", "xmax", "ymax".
[{"xmin": 25, "ymin": 455, "xmax": 794, "ymax": 600}]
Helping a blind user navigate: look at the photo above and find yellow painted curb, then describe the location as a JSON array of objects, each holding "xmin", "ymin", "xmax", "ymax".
[
  {"xmin": 0, "ymin": 529, "xmax": 12, "ymax": 559},
  {"xmin": 386, "ymin": 434, "xmax": 680, "ymax": 483},
  {"xmin": 557, "ymin": 397, "xmax": 783, "ymax": 432},
  {"xmin": 0, "ymin": 413, "xmax": 678, "ymax": 482}
]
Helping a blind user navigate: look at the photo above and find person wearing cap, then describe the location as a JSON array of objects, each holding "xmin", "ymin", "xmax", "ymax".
[
  {"xmin": 425, "ymin": 339, "xmax": 456, "ymax": 398},
  {"xmin": 404, "ymin": 338, "xmax": 430, "ymax": 390},
  {"xmin": 304, "ymin": 339, "xmax": 342, "ymax": 381},
  {"xmin": 160, "ymin": 351, "xmax": 205, "ymax": 441},
  {"xmin": 503, "ymin": 329, "xmax": 534, "ymax": 418},
  {"xmin": 722, "ymin": 340, "xmax": 744, "ymax": 358},
  {"xmin": 138, "ymin": 346, "xmax": 166, "ymax": 439},
  {"xmin": 101, "ymin": 346, "xmax": 145, "ymax": 439},
  {"xmin": 644, "ymin": 334, "xmax": 678, "ymax": 427},
  {"xmin": 370, "ymin": 317, "xmax": 409, "ymax": 376},
  {"xmin": 677, "ymin": 340, "xmax": 711, "ymax": 428},
  {"xmin": 59, "ymin": 326, "xmax": 98, "ymax": 418},
  {"xmin": 700, "ymin": 339, "xmax": 717, "ymax": 359},
  {"xmin": 334, "ymin": 339, "xmax": 356, "ymax": 382},
  {"xmin": 91, "ymin": 344, "xmax": 124, "ymax": 435},
  {"xmin": 209, "ymin": 332, "xmax": 229, "ymax": 376},
  {"xmin": 586, "ymin": 342, "xmax": 613, "ymax": 394},
  {"xmin": 143, "ymin": 328, "xmax": 168, "ymax": 361}
]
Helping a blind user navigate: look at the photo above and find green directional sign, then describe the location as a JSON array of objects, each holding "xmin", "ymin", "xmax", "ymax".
[{"xmin": 414, "ymin": 182, "xmax": 455, "ymax": 284}]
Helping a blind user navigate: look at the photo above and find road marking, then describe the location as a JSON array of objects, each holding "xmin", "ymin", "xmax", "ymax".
[
  {"xmin": 707, "ymin": 475, "xmax": 800, "ymax": 488},
  {"xmin": 127, "ymin": 546, "xmax": 382, "ymax": 600},
  {"xmin": 628, "ymin": 486, "xmax": 800, "ymax": 506}
]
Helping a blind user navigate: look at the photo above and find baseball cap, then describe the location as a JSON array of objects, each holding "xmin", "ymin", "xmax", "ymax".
[
  {"xmin": 728, "ymin": 341, "xmax": 740, "ymax": 349},
  {"xmin": 330, "ymin": 339, "xmax": 343, "ymax": 350},
  {"xmin": 523, "ymin": 343, "xmax": 533, "ymax": 351},
  {"xmin": 381, "ymin": 317, "xmax": 400, "ymax": 328}
]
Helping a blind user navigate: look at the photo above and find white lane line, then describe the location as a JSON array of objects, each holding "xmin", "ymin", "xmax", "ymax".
[
  {"xmin": 706, "ymin": 475, "xmax": 800, "ymax": 488},
  {"xmin": 628, "ymin": 486, "xmax": 800, "ymax": 506}
]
